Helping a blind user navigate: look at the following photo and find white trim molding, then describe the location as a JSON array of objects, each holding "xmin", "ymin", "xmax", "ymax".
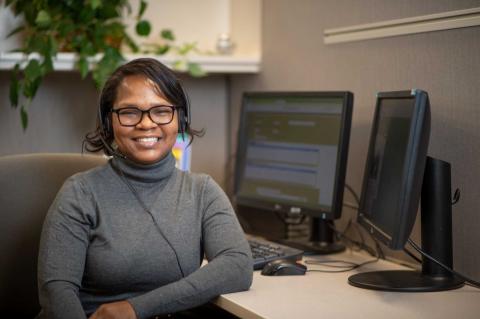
[
  {"xmin": 324, "ymin": 7, "xmax": 480, "ymax": 44},
  {"xmin": 0, "ymin": 52, "xmax": 261, "ymax": 74}
]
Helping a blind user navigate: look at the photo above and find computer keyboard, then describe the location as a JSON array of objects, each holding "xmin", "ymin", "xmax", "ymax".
[{"xmin": 248, "ymin": 237, "xmax": 304, "ymax": 270}]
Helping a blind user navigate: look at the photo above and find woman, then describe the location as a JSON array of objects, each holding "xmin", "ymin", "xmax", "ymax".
[{"xmin": 37, "ymin": 58, "xmax": 253, "ymax": 319}]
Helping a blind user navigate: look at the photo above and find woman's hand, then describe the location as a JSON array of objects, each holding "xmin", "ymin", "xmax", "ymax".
[{"xmin": 88, "ymin": 301, "xmax": 137, "ymax": 319}]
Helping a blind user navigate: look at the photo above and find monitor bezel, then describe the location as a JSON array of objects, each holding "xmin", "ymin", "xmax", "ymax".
[
  {"xmin": 357, "ymin": 89, "xmax": 430, "ymax": 249},
  {"xmin": 234, "ymin": 91, "xmax": 353, "ymax": 220}
]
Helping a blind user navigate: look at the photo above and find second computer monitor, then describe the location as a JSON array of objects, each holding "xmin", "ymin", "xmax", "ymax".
[
  {"xmin": 235, "ymin": 92, "xmax": 353, "ymax": 253},
  {"xmin": 348, "ymin": 89, "xmax": 463, "ymax": 292}
]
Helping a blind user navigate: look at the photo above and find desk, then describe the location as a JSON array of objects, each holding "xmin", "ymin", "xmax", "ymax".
[{"xmin": 213, "ymin": 250, "xmax": 480, "ymax": 319}]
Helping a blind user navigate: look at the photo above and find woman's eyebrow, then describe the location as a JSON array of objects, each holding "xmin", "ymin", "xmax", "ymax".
[
  {"xmin": 116, "ymin": 103, "xmax": 173, "ymax": 109},
  {"xmin": 116, "ymin": 103, "xmax": 139, "ymax": 108}
]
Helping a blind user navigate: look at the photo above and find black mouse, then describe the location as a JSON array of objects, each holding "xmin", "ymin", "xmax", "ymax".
[{"xmin": 261, "ymin": 259, "xmax": 307, "ymax": 276}]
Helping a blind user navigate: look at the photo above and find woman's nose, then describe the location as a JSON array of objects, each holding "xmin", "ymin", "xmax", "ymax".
[{"xmin": 136, "ymin": 111, "xmax": 157, "ymax": 129}]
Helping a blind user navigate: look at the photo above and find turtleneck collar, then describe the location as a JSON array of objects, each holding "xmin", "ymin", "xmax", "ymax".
[{"xmin": 109, "ymin": 152, "xmax": 176, "ymax": 183}]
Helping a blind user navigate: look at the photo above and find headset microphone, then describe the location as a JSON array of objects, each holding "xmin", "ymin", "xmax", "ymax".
[
  {"xmin": 98, "ymin": 132, "xmax": 128, "ymax": 160},
  {"xmin": 97, "ymin": 101, "xmax": 130, "ymax": 161}
]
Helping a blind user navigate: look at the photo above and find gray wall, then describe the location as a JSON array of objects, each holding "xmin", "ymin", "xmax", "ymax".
[
  {"xmin": 0, "ymin": 71, "xmax": 229, "ymax": 186},
  {"xmin": 229, "ymin": 0, "xmax": 480, "ymax": 279}
]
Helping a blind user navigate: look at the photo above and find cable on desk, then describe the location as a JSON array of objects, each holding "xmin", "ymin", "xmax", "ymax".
[
  {"xmin": 306, "ymin": 257, "xmax": 379, "ymax": 273},
  {"xmin": 403, "ymin": 247, "xmax": 422, "ymax": 264},
  {"xmin": 342, "ymin": 184, "xmax": 386, "ymax": 259},
  {"xmin": 337, "ymin": 220, "xmax": 363, "ymax": 253},
  {"xmin": 408, "ymin": 238, "xmax": 480, "ymax": 289},
  {"xmin": 328, "ymin": 219, "xmax": 378, "ymax": 257},
  {"xmin": 357, "ymin": 222, "xmax": 386, "ymax": 260}
]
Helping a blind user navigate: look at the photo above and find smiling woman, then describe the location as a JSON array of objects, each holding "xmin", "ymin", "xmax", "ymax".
[
  {"xmin": 111, "ymin": 75, "xmax": 179, "ymax": 164},
  {"xmin": 36, "ymin": 58, "xmax": 253, "ymax": 319},
  {"xmin": 84, "ymin": 58, "xmax": 203, "ymax": 158}
]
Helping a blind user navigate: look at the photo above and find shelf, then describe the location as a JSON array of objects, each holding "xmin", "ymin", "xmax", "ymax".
[
  {"xmin": 0, "ymin": 52, "xmax": 261, "ymax": 74},
  {"xmin": 324, "ymin": 7, "xmax": 480, "ymax": 44}
]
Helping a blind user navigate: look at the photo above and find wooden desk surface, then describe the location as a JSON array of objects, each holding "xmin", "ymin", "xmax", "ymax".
[{"xmin": 214, "ymin": 250, "xmax": 480, "ymax": 319}]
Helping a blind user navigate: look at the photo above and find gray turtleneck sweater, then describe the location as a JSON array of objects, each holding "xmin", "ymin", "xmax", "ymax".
[{"xmin": 37, "ymin": 153, "xmax": 253, "ymax": 319}]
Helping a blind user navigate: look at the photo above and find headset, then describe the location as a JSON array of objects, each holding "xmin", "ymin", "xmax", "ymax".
[
  {"xmin": 96, "ymin": 83, "xmax": 192, "ymax": 278},
  {"xmin": 178, "ymin": 85, "xmax": 191, "ymax": 140}
]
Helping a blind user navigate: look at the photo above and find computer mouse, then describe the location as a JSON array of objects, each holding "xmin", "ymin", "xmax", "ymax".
[{"xmin": 261, "ymin": 259, "xmax": 307, "ymax": 276}]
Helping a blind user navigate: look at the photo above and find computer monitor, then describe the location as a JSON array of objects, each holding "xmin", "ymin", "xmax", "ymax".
[
  {"xmin": 172, "ymin": 134, "xmax": 191, "ymax": 171},
  {"xmin": 348, "ymin": 89, "xmax": 464, "ymax": 291},
  {"xmin": 234, "ymin": 91, "xmax": 353, "ymax": 254}
]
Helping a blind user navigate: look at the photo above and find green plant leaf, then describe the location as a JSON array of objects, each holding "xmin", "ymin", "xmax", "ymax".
[
  {"xmin": 177, "ymin": 43, "xmax": 196, "ymax": 55},
  {"xmin": 23, "ymin": 77, "xmax": 42, "ymax": 99},
  {"xmin": 20, "ymin": 105, "xmax": 29, "ymax": 130},
  {"xmin": 78, "ymin": 56, "xmax": 89, "ymax": 78},
  {"xmin": 138, "ymin": 0, "xmax": 148, "ymax": 18},
  {"xmin": 9, "ymin": 64, "xmax": 20, "ymax": 108},
  {"xmin": 26, "ymin": 34, "xmax": 49, "ymax": 54},
  {"xmin": 35, "ymin": 10, "xmax": 51, "ymax": 28},
  {"xmin": 47, "ymin": 35, "xmax": 58, "ymax": 57},
  {"xmin": 80, "ymin": 41, "xmax": 95, "ymax": 56},
  {"xmin": 98, "ymin": 2, "xmax": 121, "ymax": 19},
  {"xmin": 172, "ymin": 60, "xmax": 186, "ymax": 71},
  {"xmin": 92, "ymin": 47, "xmax": 124, "ymax": 88},
  {"xmin": 24, "ymin": 59, "xmax": 42, "ymax": 81},
  {"xmin": 42, "ymin": 55, "xmax": 54, "ymax": 74},
  {"xmin": 155, "ymin": 44, "xmax": 170, "ymax": 55},
  {"xmin": 103, "ymin": 22, "xmax": 125, "ymax": 41},
  {"xmin": 123, "ymin": 33, "xmax": 139, "ymax": 53},
  {"xmin": 161, "ymin": 29, "xmax": 175, "ymax": 41},
  {"xmin": 187, "ymin": 62, "xmax": 206, "ymax": 77},
  {"xmin": 6, "ymin": 25, "xmax": 25, "ymax": 38},
  {"xmin": 58, "ymin": 21, "xmax": 75, "ymax": 38},
  {"xmin": 89, "ymin": 0, "xmax": 102, "ymax": 10},
  {"xmin": 22, "ymin": 4, "xmax": 37, "ymax": 24},
  {"xmin": 78, "ymin": 7, "xmax": 96, "ymax": 24},
  {"xmin": 136, "ymin": 20, "xmax": 151, "ymax": 37}
]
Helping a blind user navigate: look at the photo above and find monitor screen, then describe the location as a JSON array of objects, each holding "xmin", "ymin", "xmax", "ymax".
[
  {"xmin": 357, "ymin": 90, "xmax": 430, "ymax": 249},
  {"xmin": 234, "ymin": 92, "xmax": 353, "ymax": 219}
]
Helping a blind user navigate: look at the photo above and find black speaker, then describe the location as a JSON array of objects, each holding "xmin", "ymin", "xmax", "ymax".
[{"xmin": 421, "ymin": 156, "xmax": 454, "ymax": 277}]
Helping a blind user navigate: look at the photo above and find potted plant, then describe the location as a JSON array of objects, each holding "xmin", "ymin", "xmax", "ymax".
[{"xmin": 4, "ymin": 0, "xmax": 204, "ymax": 129}]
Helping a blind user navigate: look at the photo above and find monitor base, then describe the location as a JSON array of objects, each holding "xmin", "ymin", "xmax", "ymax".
[
  {"xmin": 280, "ymin": 238, "xmax": 345, "ymax": 255},
  {"xmin": 279, "ymin": 218, "xmax": 345, "ymax": 255},
  {"xmin": 348, "ymin": 270, "xmax": 464, "ymax": 292}
]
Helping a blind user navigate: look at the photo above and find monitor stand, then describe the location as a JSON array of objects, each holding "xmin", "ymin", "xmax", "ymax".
[
  {"xmin": 280, "ymin": 217, "xmax": 345, "ymax": 255},
  {"xmin": 348, "ymin": 157, "xmax": 464, "ymax": 292}
]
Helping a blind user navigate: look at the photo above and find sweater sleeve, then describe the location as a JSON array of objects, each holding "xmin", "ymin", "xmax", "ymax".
[
  {"xmin": 128, "ymin": 176, "xmax": 253, "ymax": 319},
  {"xmin": 37, "ymin": 177, "xmax": 94, "ymax": 319}
]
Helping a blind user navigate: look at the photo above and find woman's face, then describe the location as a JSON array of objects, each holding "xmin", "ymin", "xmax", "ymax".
[{"xmin": 112, "ymin": 75, "xmax": 178, "ymax": 164}]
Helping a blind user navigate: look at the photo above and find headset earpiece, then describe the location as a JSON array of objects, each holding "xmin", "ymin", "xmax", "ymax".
[
  {"xmin": 178, "ymin": 85, "xmax": 191, "ymax": 138},
  {"xmin": 178, "ymin": 107, "xmax": 186, "ymax": 135},
  {"xmin": 103, "ymin": 114, "xmax": 112, "ymax": 137}
]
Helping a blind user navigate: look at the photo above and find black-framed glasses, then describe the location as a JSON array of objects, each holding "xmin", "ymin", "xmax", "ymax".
[{"xmin": 112, "ymin": 105, "xmax": 179, "ymax": 126}]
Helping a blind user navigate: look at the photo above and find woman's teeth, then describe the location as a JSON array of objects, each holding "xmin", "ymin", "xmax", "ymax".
[{"xmin": 136, "ymin": 137, "xmax": 159, "ymax": 146}]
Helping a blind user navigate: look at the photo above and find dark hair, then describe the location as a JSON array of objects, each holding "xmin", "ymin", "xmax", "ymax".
[{"xmin": 84, "ymin": 58, "xmax": 203, "ymax": 155}]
